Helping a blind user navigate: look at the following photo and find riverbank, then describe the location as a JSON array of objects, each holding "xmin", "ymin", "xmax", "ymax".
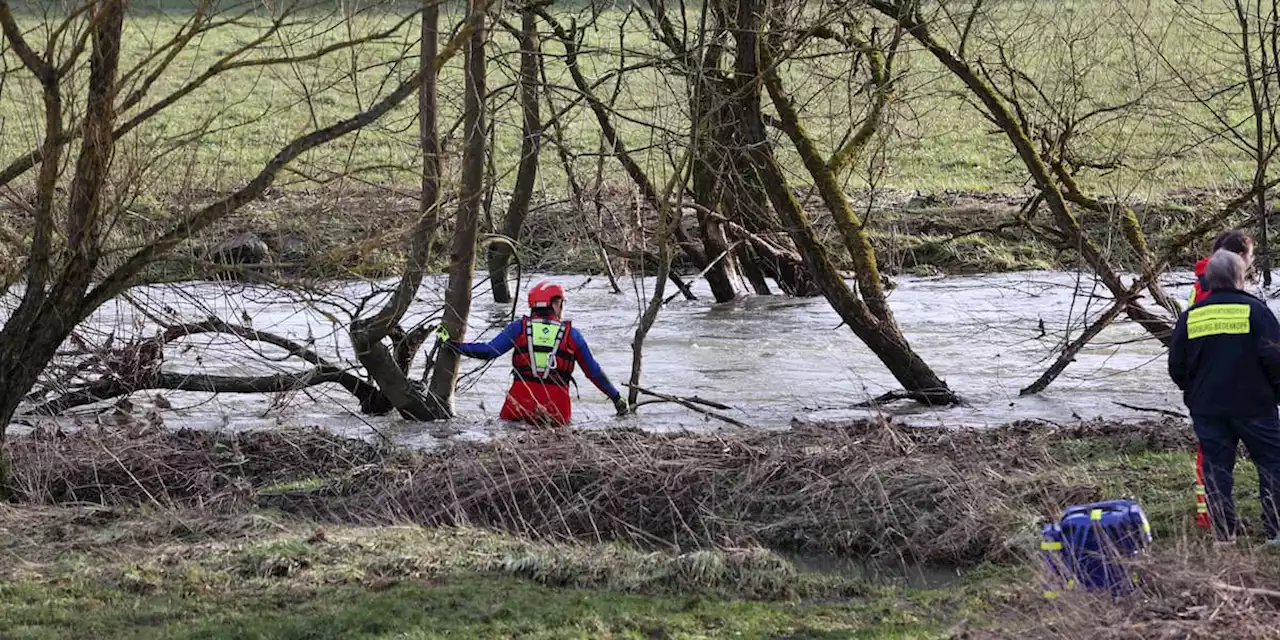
[
  {"xmin": 4, "ymin": 185, "xmax": 1232, "ymax": 284},
  {"xmin": 2, "ymin": 418, "xmax": 1278, "ymax": 638}
]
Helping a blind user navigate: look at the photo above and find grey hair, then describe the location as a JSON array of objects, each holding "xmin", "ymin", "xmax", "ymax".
[{"xmin": 1203, "ymin": 248, "xmax": 1247, "ymax": 291}]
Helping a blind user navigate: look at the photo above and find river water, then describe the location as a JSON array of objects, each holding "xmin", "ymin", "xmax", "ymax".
[{"xmin": 11, "ymin": 270, "xmax": 1233, "ymax": 447}]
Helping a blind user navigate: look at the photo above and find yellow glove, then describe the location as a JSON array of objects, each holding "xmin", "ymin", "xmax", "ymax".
[{"xmin": 435, "ymin": 325, "xmax": 451, "ymax": 343}]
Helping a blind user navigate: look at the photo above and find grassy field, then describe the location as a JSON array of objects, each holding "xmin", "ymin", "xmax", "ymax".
[
  {"xmin": 1, "ymin": 419, "xmax": 1279, "ymax": 638},
  {"xmin": 0, "ymin": 0, "xmax": 1267, "ymax": 282},
  {"xmin": 0, "ymin": 509, "xmax": 958, "ymax": 639},
  {"xmin": 0, "ymin": 0, "xmax": 1265, "ymax": 201}
]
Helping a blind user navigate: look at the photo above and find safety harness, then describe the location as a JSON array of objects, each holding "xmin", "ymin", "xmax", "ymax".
[{"xmin": 512, "ymin": 317, "xmax": 576, "ymax": 386}]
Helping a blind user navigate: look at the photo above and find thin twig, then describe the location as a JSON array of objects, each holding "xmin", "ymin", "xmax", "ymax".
[{"xmin": 1211, "ymin": 580, "xmax": 1280, "ymax": 601}]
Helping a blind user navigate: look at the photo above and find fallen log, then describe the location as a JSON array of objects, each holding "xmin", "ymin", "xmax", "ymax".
[{"xmin": 28, "ymin": 370, "xmax": 391, "ymax": 416}]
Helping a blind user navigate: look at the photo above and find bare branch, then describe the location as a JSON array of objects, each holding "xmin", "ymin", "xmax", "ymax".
[{"xmin": 78, "ymin": 7, "xmax": 485, "ymax": 318}]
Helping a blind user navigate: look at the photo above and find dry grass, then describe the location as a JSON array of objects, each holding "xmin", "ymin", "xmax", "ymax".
[
  {"xmin": 3, "ymin": 418, "xmax": 1193, "ymax": 567},
  {"xmin": 973, "ymin": 544, "xmax": 1280, "ymax": 639}
]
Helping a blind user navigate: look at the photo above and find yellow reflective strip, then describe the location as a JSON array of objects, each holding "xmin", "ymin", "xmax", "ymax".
[
  {"xmin": 1041, "ymin": 541, "xmax": 1062, "ymax": 551},
  {"xmin": 1197, "ymin": 505, "xmax": 1209, "ymax": 513},
  {"xmin": 1188, "ymin": 286, "xmax": 1197, "ymax": 306},
  {"xmin": 1187, "ymin": 304, "xmax": 1251, "ymax": 339},
  {"xmin": 1090, "ymin": 509, "xmax": 1103, "ymax": 521},
  {"xmin": 1043, "ymin": 590, "xmax": 1059, "ymax": 599}
]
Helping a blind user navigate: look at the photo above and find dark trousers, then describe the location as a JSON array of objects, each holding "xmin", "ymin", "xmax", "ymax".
[{"xmin": 1193, "ymin": 414, "xmax": 1280, "ymax": 539}]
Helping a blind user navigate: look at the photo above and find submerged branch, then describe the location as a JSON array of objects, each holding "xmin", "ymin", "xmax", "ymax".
[
  {"xmin": 29, "ymin": 319, "xmax": 392, "ymax": 416},
  {"xmin": 28, "ymin": 370, "xmax": 370, "ymax": 416},
  {"xmin": 625, "ymin": 383, "xmax": 749, "ymax": 428}
]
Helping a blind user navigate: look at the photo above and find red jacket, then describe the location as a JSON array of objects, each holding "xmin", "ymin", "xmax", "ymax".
[{"xmin": 1190, "ymin": 256, "xmax": 1211, "ymax": 305}]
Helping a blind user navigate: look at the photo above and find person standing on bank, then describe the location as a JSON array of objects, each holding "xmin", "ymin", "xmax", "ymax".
[
  {"xmin": 1188, "ymin": 230, "xmax": 1255, "ymax": 306},
  {"xmin": 1169, "ymin": 249, "xmax": 1280, "ymax": 543},
  {"xmin": 438, "ymin": 281, "xmax": 629, "ymax": 427},
  {"xmin": 1186, "ymin": 230, "xmax": 1256, "ymax": 530}
]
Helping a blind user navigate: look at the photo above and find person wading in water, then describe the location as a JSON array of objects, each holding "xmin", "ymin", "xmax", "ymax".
[{"xmin": 438, "ymin": 281, "xmax": 629, "ymax": 426}]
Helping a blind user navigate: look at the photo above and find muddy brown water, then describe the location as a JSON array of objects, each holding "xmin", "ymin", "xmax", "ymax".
[{"xmin": 9, "ymin": 270, "xmax": 1218, "ymax": 448}]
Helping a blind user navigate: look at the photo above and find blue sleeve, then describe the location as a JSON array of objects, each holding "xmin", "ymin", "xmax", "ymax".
[
  {"xmin": 1168, "ymin": 311, "xmax": 1188, "ymax": 391},
  {"xmin": 452, "ymin": 320, "xmax": 521, "ymax": 360},
  {"xmin": 570, "ymin": 327, "xmax": 620, "ymax": 400},
  {"xmin": 1254, "ymin": 304, "xmax": 1280, "ymax": 396}
]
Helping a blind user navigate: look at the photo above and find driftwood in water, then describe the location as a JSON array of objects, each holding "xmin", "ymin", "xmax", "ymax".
[
  {"xmin": 29, "ymin": 318, "xmax": 392, "ymax": 416},
  {"xmin": 625, "ymin": 383, "xmax": 749, "ymax": 428},
  {"xmin": 853, "ymin": 387, "xmax": 961, "ymax": 408}
]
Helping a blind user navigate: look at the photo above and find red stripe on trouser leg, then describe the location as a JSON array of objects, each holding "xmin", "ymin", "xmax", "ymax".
[
  {"xmin": 500, "ymin": 379, "xmax": 572, "ymax": 426},
  {"xmin": 1196, "ymin": 445, "xmax": 1211, "ymax": 529}
]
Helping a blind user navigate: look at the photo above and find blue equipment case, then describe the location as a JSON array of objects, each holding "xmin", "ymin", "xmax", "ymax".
[{"xmin": 1040, "ymin": 499, "xmax": 1152, "ymax": 597}]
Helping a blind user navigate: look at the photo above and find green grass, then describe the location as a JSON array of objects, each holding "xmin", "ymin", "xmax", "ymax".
[
  {"xmin": 0, "ymin": 579, "xmax": 948, "ymax": 639},
  {"xmin": 0, "ymin": 512, "xmax": 957, "ymax": 639},
  {"xmin": 0, "ymin": 0, "xmax": 1269, "ymax": 202}
]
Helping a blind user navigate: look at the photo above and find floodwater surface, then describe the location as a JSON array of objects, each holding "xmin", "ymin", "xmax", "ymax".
[{"xmin": 11, "ymin": 270, "xmax": 1221, "ymax": 447}]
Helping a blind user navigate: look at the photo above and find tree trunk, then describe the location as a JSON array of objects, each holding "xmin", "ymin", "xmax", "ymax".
[
  {"xmin": 488, "ymin": 9, "xmax": 540, "ymax": 303},
  {"xmin": 736, "ymin": 244, "xmax": 773, "ymax": 295},
  {"xmin": 0, "ymin": 0, "xmax": 127, "ymax": 440},
  {"xmin": 732, "ymin": 0, "xmax": 954, "ymax": 403},
  {"xmin": 697, "ymin": 210, "xmax": 740, "ymax": 302},
  {"xmin": 762, "ymin": 51, "xmax": 893, "ymax": 320},
  {"xmin": 426, "ymin": 0, "xmax": 487, "ymax": 411},
  {"xmin": 348, "ymin": 0, "xmax": 451, "ymax": 420},
  {"xmin": 719, "ymin": 167, "xmax": 774, "ymax": 295},
  {"xmin": 627, "ymin": 157, "xmax": 692, "ymax": 406},
  {"xmin": 688, "ymin": 16, "xmax": 739, "ymax": 304},
  {"xmin": 690, "ymin": 151, "xmax": 740, "ymax": 302},
  {"xmin": 628, "ymin": 197, "xmax": 678, "ymax": 407},
  {"xmin": 727, "ymin": 168, "xmax": 817, "ymax": 296}
]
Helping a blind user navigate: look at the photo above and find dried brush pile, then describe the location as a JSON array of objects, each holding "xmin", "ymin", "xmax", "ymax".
[
  {"xmin": 3, "ymin": 418, "xmax": 1195, "ymax": 566},
  {"xmin": 975, "ymin": 547, "xmax": 1280, "ymax": 639},
  {"xmin": 4, "ymin": 428, "xmax": 393, "ymax": 508}
]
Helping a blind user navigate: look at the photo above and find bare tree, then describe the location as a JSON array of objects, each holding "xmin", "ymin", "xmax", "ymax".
[
  {"xmin": 728, "ymin": 0, "xmax": 955, "ymax": 404},
  {"xmin": 1157, "ymin": 0, "xmax": 1280, "ymax": 285},
  {"xmin": 862, "ymin": 0, "xmax": 1199, "ymax": 393},
  {"xmin": 0, "ymin": 0, "xmax": 481, "ymax": 455},
  {"xmin": 348, "ymin": 0, "xmax": 488, "ymax": 420}
]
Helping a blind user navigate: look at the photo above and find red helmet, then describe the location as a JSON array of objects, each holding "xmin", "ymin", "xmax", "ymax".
[{"xmin": 528, "ymin": 280, "xmax": 565, "ymax": 310}]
